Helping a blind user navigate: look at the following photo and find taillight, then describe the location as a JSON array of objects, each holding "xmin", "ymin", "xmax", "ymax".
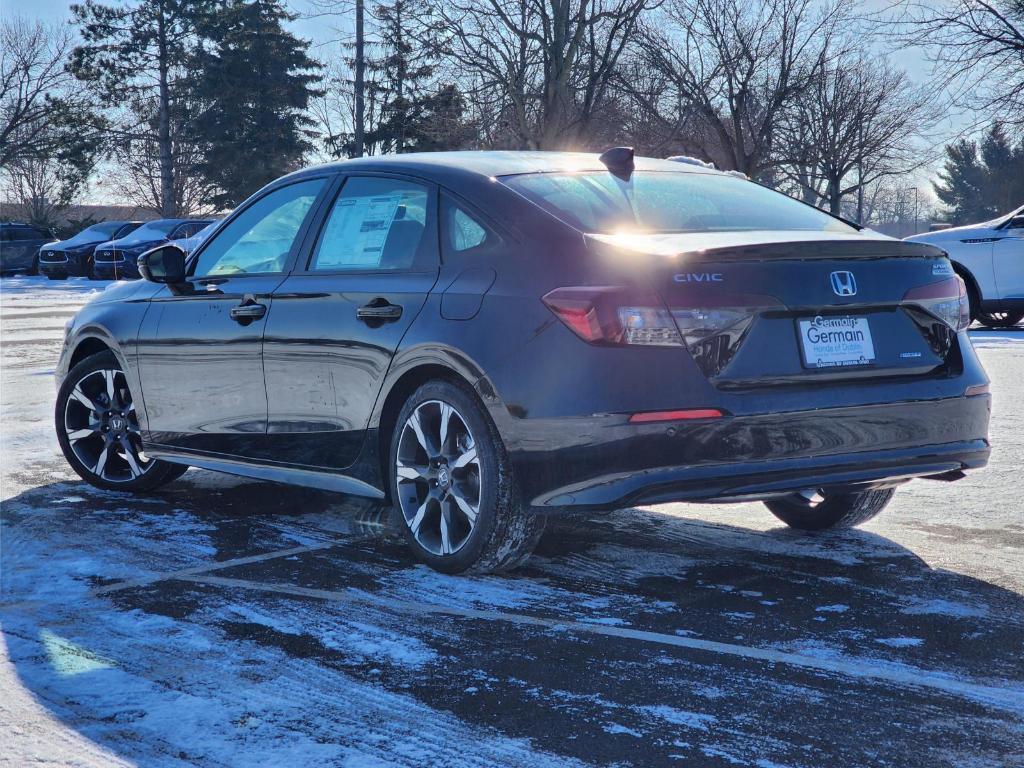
[
  {"xmin": 542, "ymin": 287, "xmax": 683, "ymax": 346},
  {"xmin": 903, "ymin": 276, "xmax": 970, "ymax": 332},
  {"xmin": 543, "ymin": 286, "xmax": 770, "ymax": 378}
]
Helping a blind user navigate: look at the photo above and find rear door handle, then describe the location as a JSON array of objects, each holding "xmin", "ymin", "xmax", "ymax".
[
  {"xmin": 230, "ymin": 297, "xmax": 267, "ymax": 324},
  {"xmin": 356, "ymin": 300, "xmax": 403, "ymax": 322}
]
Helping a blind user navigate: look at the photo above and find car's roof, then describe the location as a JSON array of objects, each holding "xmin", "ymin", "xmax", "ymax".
[{"xmin": 290, "ymin": 150, "xmax": 720, "ymax": 184}]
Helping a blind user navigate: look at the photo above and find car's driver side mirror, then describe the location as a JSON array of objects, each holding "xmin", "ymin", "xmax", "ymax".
[{"xmin": 139, "ymin": 244, "xmax": 187, "ymax": 284}]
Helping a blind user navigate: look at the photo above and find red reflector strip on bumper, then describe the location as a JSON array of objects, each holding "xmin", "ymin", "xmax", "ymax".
[
  {"xmin": 628, "ymin": 409, "xmax": 724, "ymax": 423},
  {"xmin": 965, "ymin": 384, "xmax": 990, "ymax": 397}
]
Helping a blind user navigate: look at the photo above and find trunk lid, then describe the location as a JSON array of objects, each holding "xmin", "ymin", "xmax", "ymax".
[{"xmin": 586, "ymin": 232, "xmax": 961, "ymax": 386}]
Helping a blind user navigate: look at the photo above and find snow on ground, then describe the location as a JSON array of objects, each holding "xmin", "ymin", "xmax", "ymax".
[{"xmin": 2, "ymin": 275, "xmax": 1023, "ymax": 767}]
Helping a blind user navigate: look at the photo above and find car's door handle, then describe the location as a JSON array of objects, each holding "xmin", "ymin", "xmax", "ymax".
[
  {"xmin": 356, "ymin": 300, "xmax": 403, "ymax": 322},
  {"xmin": 230, "ymin": 299, "xmax": 267, "ymax": 323}
]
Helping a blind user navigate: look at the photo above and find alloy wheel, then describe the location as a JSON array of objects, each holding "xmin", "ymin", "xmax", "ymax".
[
  {"xmin": 395, "ymin": 399, "xmax": 482, "ymax": 556},
  {"xmin": 63, "ymin": 368, "xmax": 153, "ymax": 483}
]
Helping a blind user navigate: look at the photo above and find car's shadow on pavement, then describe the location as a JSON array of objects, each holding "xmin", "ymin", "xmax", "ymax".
[{"xmin": 4, "ymin": 473, "xmax": 1024, "ymax": 767}]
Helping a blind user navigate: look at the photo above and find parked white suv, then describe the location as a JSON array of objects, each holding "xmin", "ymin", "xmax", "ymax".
[{"xmin": 905, "ymin": 205, "xmax": 1024, "ymax": 327}]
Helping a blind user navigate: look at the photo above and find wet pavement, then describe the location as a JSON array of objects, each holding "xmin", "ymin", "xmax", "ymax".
[{"xmin": 2, "ymin": 276, "xmax": 1023, "ymax": 767}]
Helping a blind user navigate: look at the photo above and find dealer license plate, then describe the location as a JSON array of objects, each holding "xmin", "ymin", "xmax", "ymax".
[{"xmin": 798, "ymin": 316, "xmax": 875, "ymax": 369}]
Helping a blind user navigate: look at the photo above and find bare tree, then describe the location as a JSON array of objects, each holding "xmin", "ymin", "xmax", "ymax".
[
  {"xmin": 0, "ymin": 17, "xmax": 78, "ymax": 167},
  {"xmin": 433, "ymin": 0, "xmax": 653, "ymax": 149},
  {"xmin": 777, "ymin": 52, "xmax": 939, "ymax": 219},
  {"xmin": 69, "ymin": 0, "xmax": 211, "ymax": 216},
  {"xmin": 106, "ymin": 107, "xmax": 210, "ymax": 215},
  {"xmin": 894, "ymin": 0, "xmax": 1024, "ymax": 130},
  {"xmin": 632, "ymin": 0, "xmax": 850, "ymax": 177},
  {"xmin": 306, "ymin": 0, "xmax": 369, "ymax": 157},
  {"xmin": 3, "ymin": 155, "xmax": 83, "ymax": 229}
]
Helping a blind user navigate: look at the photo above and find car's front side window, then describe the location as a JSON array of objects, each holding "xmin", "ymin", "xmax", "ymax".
[
  {"xmin": 192, "ymin": 179, "xmax": 326, "ymax": 277},
  {"xmin": 309, "ymin": 176, "xmax": 430, "ymax": 271}
]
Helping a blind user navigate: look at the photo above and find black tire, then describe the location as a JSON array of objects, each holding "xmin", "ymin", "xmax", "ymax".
[
  {"xmin": 29, "ymin": 255, "xmax": 39, "ymax": 276},
  {"xmin": 56, "ymin": 350, "xmax": 187, "ymax": 492},
  {"xmin": 388, "ymin": 379, "xmax": 545, "ymax": 574},
  {"xmin": 975, "ymin": 310, "xmax": 1024, "ymax": 329},
  {"xmin": 765, "ymin": 487, "xmax": 895, "ymax": 531}
]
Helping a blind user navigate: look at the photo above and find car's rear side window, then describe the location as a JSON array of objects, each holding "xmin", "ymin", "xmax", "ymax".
[
  {"xmin": 441, "ymin": 195, "xmax": 501, "ymax": 256},
  {"xmin": 501, "ymin": 171, "xmax": 855, "ymax": 234},
  {"xmin": 309, "ymin": 177, "xmax": 431, "ymax": 271}
]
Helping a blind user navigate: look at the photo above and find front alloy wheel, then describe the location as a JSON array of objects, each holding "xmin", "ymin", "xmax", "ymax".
[
  {"xmin": 389, "ymin": 380, "xmax": 544, "ymax": 574},
  {"xmin": 56, "ymin": 351, "xmax": 187, "ymax": 492},
  {"xmin": 63, "ymin": 367, "xmax": 152, "ymax": 483}
]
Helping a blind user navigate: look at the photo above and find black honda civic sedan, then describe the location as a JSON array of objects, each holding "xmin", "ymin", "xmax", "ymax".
[{"xmin": 54, "ymin": 150, "xmax": 991, "ymax": 573}]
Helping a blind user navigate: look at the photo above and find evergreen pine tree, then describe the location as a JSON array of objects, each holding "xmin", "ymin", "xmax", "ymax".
[
  {"xmin": 355, "ymin": 0, "xmax": 473, "ymax": 155},
  {"xmin": 934, "ymin": 124, "xmax": 1024, "ymax": 224},
  {"xmin": 193, "ymin": 0, "xmax": 321, "ymax": 208}
]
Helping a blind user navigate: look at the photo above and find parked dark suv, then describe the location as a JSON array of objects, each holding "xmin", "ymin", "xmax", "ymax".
[
  {"xmin": 54, "ymin": 150, "xmax": 991, "ymax": 573},
  {"xmin": 92, "ymin": 219, "xmax": 215, "ymax": 279},
  {"xmin": 0, "ymin": 222, "xmax": 57, "ymax": 275},
  {"xmin": 38, "ymin": 221, "xmax": 143, "ymax": 279}
]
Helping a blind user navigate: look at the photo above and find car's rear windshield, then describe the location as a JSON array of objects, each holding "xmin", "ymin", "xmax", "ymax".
[{"xmin": 500, "ymin": 171, "xmax": 855, "ymax": 234}]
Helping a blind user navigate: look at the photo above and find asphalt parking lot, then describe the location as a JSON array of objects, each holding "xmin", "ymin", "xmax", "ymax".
[{"xmin": 2, "ymin": 276, "xmax": 1024, "ymax": 767}]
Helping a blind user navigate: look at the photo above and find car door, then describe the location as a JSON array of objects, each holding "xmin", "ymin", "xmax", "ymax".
[
  {"xmin": 261, "ymin": 174, "xmax": 440, "ymax": 470},
  {"xmin": 993, "ymin": 215, "xmax": 1024, "ymax": 299},
  {"xmin": 136, "ymin": 177, "xmax": 330, "ymax": 458},
  {"xmin": 3, "ymin": 226, "xmax": 36, "ymax": 271}
]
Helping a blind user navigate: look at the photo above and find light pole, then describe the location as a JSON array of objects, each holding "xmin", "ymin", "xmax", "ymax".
[{"xmin": 910, "ymin": 187, "xmax": 919, "ymax": 235}]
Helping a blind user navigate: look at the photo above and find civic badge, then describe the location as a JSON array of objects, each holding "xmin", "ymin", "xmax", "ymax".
[{"xmin": 830, "ymin": 271, "xmax": 857, "ymax": 297}]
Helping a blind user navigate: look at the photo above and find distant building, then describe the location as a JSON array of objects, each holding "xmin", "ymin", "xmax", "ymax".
[{"xmin": 0, "ymin": 203, "xmax": 159, "ymax": 230}]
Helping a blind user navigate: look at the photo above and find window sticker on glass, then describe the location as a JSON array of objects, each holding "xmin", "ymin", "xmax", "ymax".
[{"xmin": 318, "ymin": 193, "xmax": 403, "ymax": 268}]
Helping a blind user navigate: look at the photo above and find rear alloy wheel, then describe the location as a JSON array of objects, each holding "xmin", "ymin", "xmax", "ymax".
[
  {"xmin": 56, "ymin": 351, "xmax": 187, "ymax": 492},
  {"xmin": 764, "ymin": 487, "xmax": 896, "ymax": 531},
  {"xmin": 975, "ymin": 310, "xmax": 1024, "ymax": 329},
  {"xmin": 390, "ymin": 380, "xmax": 544, "ymax": 574}
]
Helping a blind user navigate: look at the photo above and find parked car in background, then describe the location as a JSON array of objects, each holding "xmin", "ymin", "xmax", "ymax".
[
  {"xmin": 905, "ymin": 204, "xmax": 1024, "ymax": 328},
  {"xmin": 0, "ymin": 222, "xmax": 57, "ymax": 275},
  {"xmin": 166, "ymin": 219, "xmax": 221, "ymax": 254},
  {"xmin": 92, "ymin": 219, "xmax": 215, "ymax": 280},
  {"xmin": 54, "ymin": 150, "xmax": 990, "ymax": 574},
  {"xmin": 38, "ymin": 221, "xmax": 144, "ymax": 280}
]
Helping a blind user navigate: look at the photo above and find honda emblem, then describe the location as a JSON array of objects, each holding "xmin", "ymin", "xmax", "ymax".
[{"xmin": 830, "ymin": 271, "xmax": 857, "ymax": 297}]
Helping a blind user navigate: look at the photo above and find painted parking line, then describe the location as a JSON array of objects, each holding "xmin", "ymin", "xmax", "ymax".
[
  {"xmin": 91, "ymin": 541, "xmax": 344, "ymax": 596},
  {"xmin": 174, "ymin": 572, "xmax": 1024, "ymax": 715}
]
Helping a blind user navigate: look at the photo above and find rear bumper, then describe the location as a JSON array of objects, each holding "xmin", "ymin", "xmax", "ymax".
[{"xmin": 507, "ymin": 394, "xmax": 991, "ymax": 510}]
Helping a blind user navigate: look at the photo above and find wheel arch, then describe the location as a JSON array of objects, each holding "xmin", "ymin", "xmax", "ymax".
[
  {"xmin": 61, "ymin": 329, "xmax": 151, "ymax": 431},
  {"xmin": 68, "ymin": 335, "xmax": 115, "ymax": 370},
  {"xmin": 375, "ymin": 362, "xmax": 475, "ymax": 491}
]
